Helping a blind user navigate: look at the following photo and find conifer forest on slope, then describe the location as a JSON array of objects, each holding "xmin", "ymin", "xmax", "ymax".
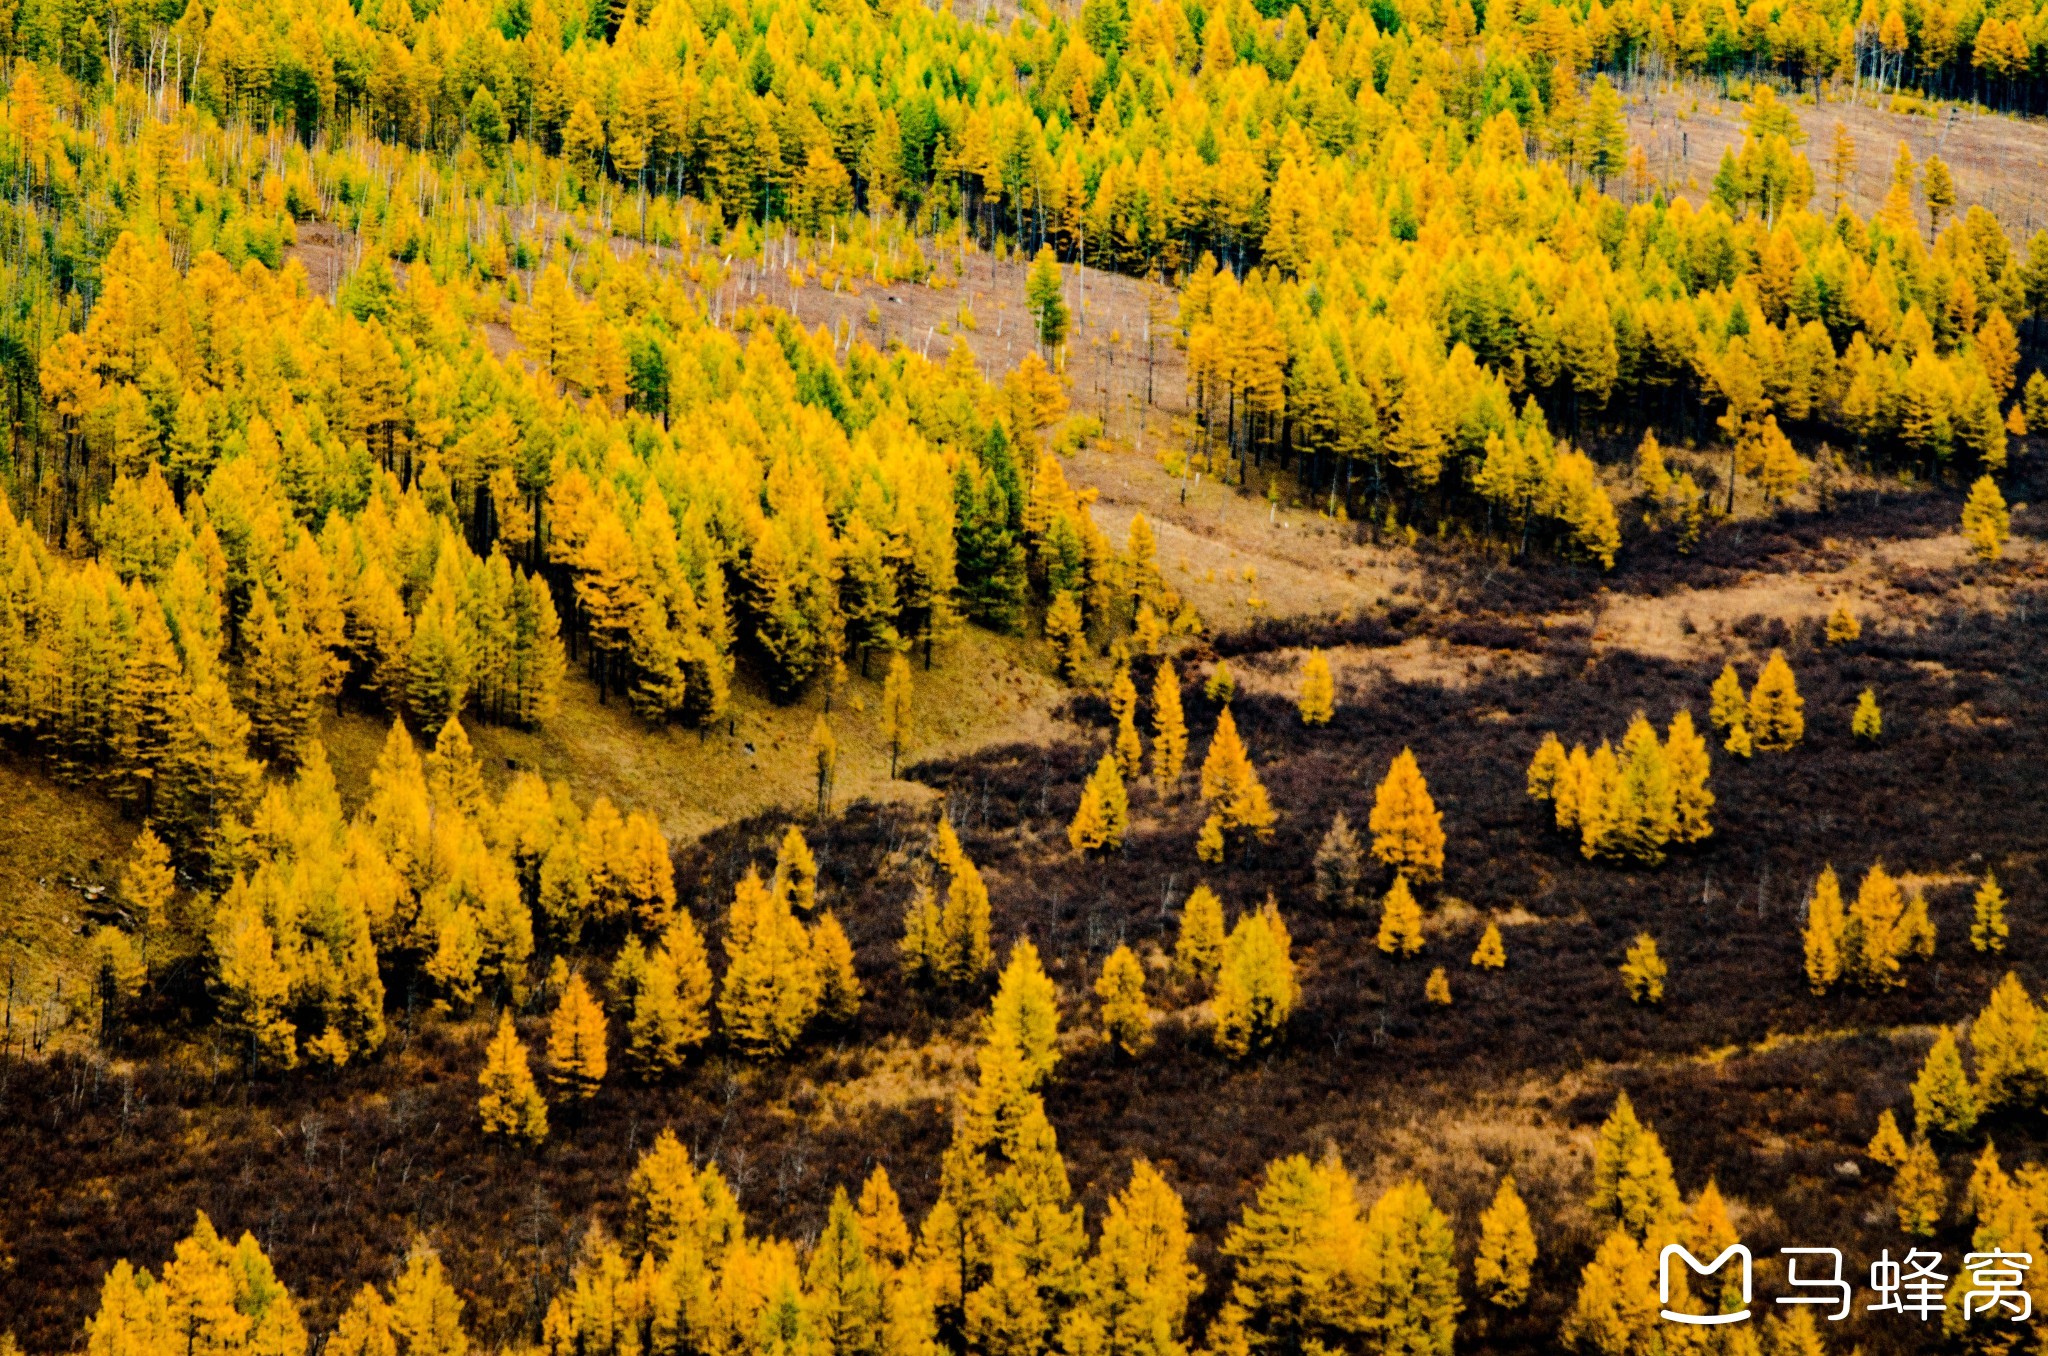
[{"xmin": 4, "ymin": 0, "xmax": 2048, "ymax": 1348}]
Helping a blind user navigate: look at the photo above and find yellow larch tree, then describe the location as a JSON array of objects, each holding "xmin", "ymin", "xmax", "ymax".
[
  {"xmin": 1973, "ymin": 872, "xmax": 2010, "ymax": 953},
  {"xmin": 1620, "ymin": 934, "xmax": 1666, "ymax": 1005},
  {"xmin": 1963, "ymin": 475, "xmax": 2012, "ymax": 561},
  {"xmin": 1368, "ymin": 748, "xmax": 1445, "ymax": 883},
  {"xmin": 1069, "ymin": 752, "xmax": 1130, "ymax": 855},
  {"xmin": 989, "ymin": 938, "xmax": 1062, "ymax": 1087},
  {"xmin": 627, "ymin": 915, "xmax": 713, "ymax": 1077},
  {"xmin": 1748, "ymin": 649, "xmax": 1804, "ymax": 751},
  {"xmin": 479, "ymin": 1012, "xmax": 549, "ymax": 1143},
  {"xmin": 773, "ymin": 825, "xmax": 819, "ymax": 913},
  {"xmin": 1150, "ymin": 659, "xmax": 1188, "ymax": 796},
  {"xmin": 1095, "ymin": 945, "xmax": 1153, "ymax": 1057},
  {"xmin": 719, "ymin": 868, "xmax": 822, "ymax": 1056},
  {"xmin": 882, "ymin": 652, "xmax": 914, "ymax": 778},
  {"xmin": 1110, "ymin": 663, "xmax": 1143, "ymax": 778},
  {"xmin": 1174, "ymin": 884, "xmax": 1227, "ymax": 984},
  {"xmin": 547, "ymin": 973, "xmax": 609, "ymax": 1102},
  {"xmin": 1376, "ymin": 874, "xmax": 1424, "ymax": 956},
  {"xmin": 1474, "ymin": 1176, "xmax": 1537, "ymax": 1309},
  {"xmin": 1297, "ymin": 649, "xmax": 1334, "ymax": 725},
  {"xmin": 1212, "ymin": 900, "xmax": 1297, "ymax": 1058},
  {"xmin": 1803, "ymin": 865, "xmax": 1847, "ymax": 994},
  {"xmin": 812, "ymin": 912, "xmax": 863, "ymax": 1025},
  {"xmin": 1196, "ymin": 707, "xmax": 1276, "ymax": 862},
  {"xmin": 1472, "ymin": 922, "xmax": 1507, "ymax": 969}
]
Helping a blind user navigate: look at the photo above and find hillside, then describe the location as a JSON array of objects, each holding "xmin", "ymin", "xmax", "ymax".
[{"xmin": 7, "ymin": 0, "xmax": 2048, "ymax": 1350}]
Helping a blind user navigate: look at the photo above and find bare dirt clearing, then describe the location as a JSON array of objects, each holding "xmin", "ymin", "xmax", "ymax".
[{"xmin": 1627, "ymin": 81, "xmax": 2048, "ymax": 234}]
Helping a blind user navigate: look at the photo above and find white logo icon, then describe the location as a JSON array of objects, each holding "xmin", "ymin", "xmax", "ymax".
[{"xmin": 1659, "ymin": 1244, "xmax": 1753, "ymax": 1324}]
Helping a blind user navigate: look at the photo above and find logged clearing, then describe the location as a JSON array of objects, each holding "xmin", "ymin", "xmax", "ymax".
[{"xmin": 1626, "ymin": 80, "xmax": 2048, "ymax": 233}]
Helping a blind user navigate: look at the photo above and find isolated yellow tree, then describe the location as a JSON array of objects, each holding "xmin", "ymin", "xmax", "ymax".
[
  {"xmin": 1853, "ymin": 688, "xmax": 1882, "ymax": 742},
  {"xmin": 548, "ymin": 973, "xmax": 609, "ymax": 1102},
  {"xmin": 1748, "ymin": 650, "xmax": 1804, "ymax": 751},
  {"xmin": 1297, "ymin": 650, "xmax": 1334, "ymax": 725},
  {"xmin": 1369, "ymin": 748, "xmax": 1445, "ymax": 882},
  {"xmin": 1620, "ymin": 934, "xmax": 1666, "ymax": 1005},
  {"xmin": 1197, "ymin": 707, "xmax": 1276, "ymax": 861},
  {"xmin": 1151, "ymin": 659, "xmax": 1188, "ymax": 795},
  {"xmin": 1963, "ymin": 475, "xmax": 2012, "ymax": 560},
  {"xmin": 1213, "ymin": 902, "xmax": 1297, "ymax": 1057},
  {"xmin": 773, "ymin": 826, "xmax": 820, "ymax": 913},
  {"xmin": 1424, "ymin": 967, "xmax": 1452, "ymax": 1005},
  {"xmin": 1069, "ymin": 753, "xmax": 1131, "ymax": 854},
  {"xmin": 1973, "ymin": 873, "xmax": 2010, "ymax": 953},
  {"xmin": 1472, "ymin": 922, "xmax": 1507, "ymax": 969},
  {"xmin": 1204, "ymin": 659, "xmax": 1235, "ymax": 704},
  {"xmin": 1314, "ymin": 811, "xmax": 1365, "ymax": 911},
  {"xmin": 1376, "ymin": 874, "xmax": 1424, "ymax": 956},
  {"xmin": 1096, "ymin": 945, "xmax": 1153, "ymax": 1057},
  {"xmin": 990, "ymin": 938, "xmax": 1062, "ymax": 1086},
  {"xmin": 1475, "ymin": 1177, "xmax": 1538, "ymax": 1308},
  {"xmin": 479, "ymin": 1013, "xmax": 549, "ymax": 1143},
  {"xmin": 1825, "ymin": 601, "xmax": 1862, "ymax": 643},
  {"xmin": 1175, "ymin": 884, "xmax": 1227, "ymax": 983},
  {"xmin": 882, "ymin": 652, "xmax": 914, "ymax": 777}
]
